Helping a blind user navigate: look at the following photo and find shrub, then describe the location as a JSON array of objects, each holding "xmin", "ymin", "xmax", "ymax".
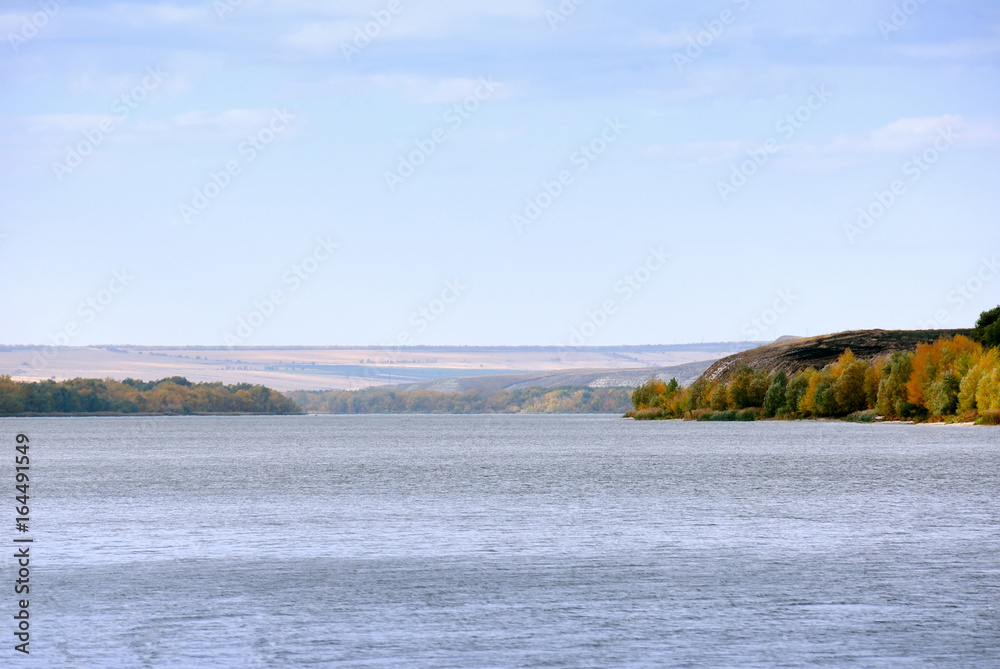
[
  {"xmin": 633, "ymin": 407, "xmax": 666, "ymax": 420},
  {"xmin": 698, "ymin": 410, "xmax": 737, "ymax": 421},
  {"xmin": 976, "ymin": 410, "xmax": 1000, "ymax": 426},
  {"xmin": 736, "ymin": 407, "xmax": 763, "ymax": 421}
]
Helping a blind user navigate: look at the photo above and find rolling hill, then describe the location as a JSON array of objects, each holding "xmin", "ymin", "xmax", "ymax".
[{"xmin": 699, "ymin": 329, "xmax": 973, "ymax": 384}]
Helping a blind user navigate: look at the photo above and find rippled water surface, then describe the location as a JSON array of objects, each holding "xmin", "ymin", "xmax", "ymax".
[{"xmin": 6, "ymin": 415, "xmax": 999, "ymax": 667}]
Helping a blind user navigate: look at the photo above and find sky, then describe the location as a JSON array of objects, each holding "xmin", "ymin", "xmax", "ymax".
[{"xmin": 1, "ymin": 0, "xmax": 998, "ymax": 347}]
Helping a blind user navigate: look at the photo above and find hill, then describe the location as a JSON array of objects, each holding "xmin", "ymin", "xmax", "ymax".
[
  {"xmin": 699, "ymin": 329, "xmax": 972, "ymax": 384},
  {"xmin": 0, "ymin": 343, "xmax": 758, "ymax": 391},
  {"xmin": 396, "ymin": 360, "xmax": 715, "ymax": 392}
]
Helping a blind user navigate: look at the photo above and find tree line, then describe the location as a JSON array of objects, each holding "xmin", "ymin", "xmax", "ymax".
[
  {"xmin": 628, "ymin": 307, "xmax": 1000, "ymax": 425},
  {"xmin": 287, "ymin": 386, "xmax": 632, "ymax": 414},
  {"xmin": 0, "ymin": 376, "xmax": 302, "ymax": 415}
]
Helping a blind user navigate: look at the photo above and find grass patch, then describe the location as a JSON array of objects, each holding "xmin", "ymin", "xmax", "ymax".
[
  {"xmin": 976, "ymin": 410, "xmax": 1000, "ymax": 426},
  {"xmin": 631, "ymin": 407, "xmax": 667, "ymax": 420},
  {"xmin": 845, "ymin": 410, "xmax": 876, "ymax": 423},
  {"xmin": 697, "ymin": 408, "xmax": 761, "ymax": 422}
]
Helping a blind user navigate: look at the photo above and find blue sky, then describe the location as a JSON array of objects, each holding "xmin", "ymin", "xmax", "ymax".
[{"xmin": 1, "ymin": 0, "xmax": 998, "ymax": 347}]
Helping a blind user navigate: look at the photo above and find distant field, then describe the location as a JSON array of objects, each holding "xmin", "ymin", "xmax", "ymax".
[{"xmin": 0, "ymin": 343, "xmax": 760, "ymax": 391}]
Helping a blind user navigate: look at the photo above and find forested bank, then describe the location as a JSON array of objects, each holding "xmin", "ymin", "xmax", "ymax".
[
  {"xmin": 0, "ymin": 376, "xmax": 301, "ymax": 415},
  {"xmin": 287, "ymin": 386, "xmax": 632, "ymax": 414},
  {"xmin": 628, "ymin": 307, "xmax": 1000, "ymax": 425}
]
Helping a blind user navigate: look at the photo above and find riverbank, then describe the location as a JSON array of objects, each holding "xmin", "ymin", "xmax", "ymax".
[{"xmin": 626, "ymin": 407, "xmax": 1000, "ymax": 426}]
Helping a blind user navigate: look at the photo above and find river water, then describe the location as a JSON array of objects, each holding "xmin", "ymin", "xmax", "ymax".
[{"xmin": 4, "ymin": 415, "xmax": 998, "ymax": 667}]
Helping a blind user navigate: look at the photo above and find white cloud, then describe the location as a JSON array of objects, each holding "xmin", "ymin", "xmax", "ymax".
[
  {"xmin": 894, "ymin": 38, "xmax": 1000, "ymax": 60},
  {"xmin": 135, "ymin": 108, "xmax": 292, "ymax": 140},
  {"xmin": 316, "ymin": 71, "xmax": 513, "ymax": 104},
  {"xmin": 281, "ymin": 0, "xmax": 544, "ymax": 50},
  {"xmin": 147, "ymin": 3, "xmax": 205, "ymax": 24},
  {"xmin": 279, "ymin": 0, "xmax": 541, "ymax": 20},
  {"xmin": 169, "ymin": 108, "xmax": 275, "ymax": 129},
  {"xmin": 283, "ymin": 20, "xmax": 357, "ymax": 52},
  {"xmin": 647, "ymin": 115, "xmax": 1000, "ymax": 171},
  {"xmin": 821, "ymin": 114, "xmax": 966, "ymax": 154},
  {"xmin": 21, "ymin": 114, "xmax": 117, "ymax": 133},
  {"xmin": 10, "ymin": 108, "xmax": 289, "ymax": 144},
  {"xmin": 643, "ymin": 140, "xmax": 757, "ymax": 168},
  {"xmin": 644, "ymin": 24, "xmax": 755, "ymax": 50},
  {"xmin": 88, "ymin": 2, "xmax": 210, "ymax": 28},
  {"xmin": 369, "ymin": 74, "xmax": 508, "ymax": 104},
  {"xmin": 814, "ymin": 116, "xmax": 999, "ymax": 154}
]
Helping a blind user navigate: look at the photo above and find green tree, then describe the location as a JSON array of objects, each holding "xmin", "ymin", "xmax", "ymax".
[
  {"xmin": 876, "ymin": 352, "xmax": 914, "ymax": 417},
  {"xmin": 927, "ymin": 371, "xmax": 961, "ymax": 416},
  {"xmin": 729, "ymin": 366, "xmax": 756, "ymax": 409},
  {"xmin": 763, "ymin": 370, "xmax": 788, "ymax": 417},
  {"xmin": 785, "ymin": 372, "xmax": 810, "ymax": 416},
  {"xmin": 631, "ymin": 379, "xmax": 666, "ymax": 410},
  {"xmin": 973, "ymin": 306, "xmax": 1000, "ymax": 349},
  {"xmin": 710, "ymin": 384, "xmax": 731, "ymax": 411},
  {"xmin": 684, "ymin": 379, "xmax": 710, "ymax": 412},
  {"xmin": 815, "ymin": 378, "xmax": 839, "ymax": 417},
  {"xmin": 835, "ymin": 360, "xmax": 870, "ymax": 414},
  {"xmin": 749, "ymin": 371, "xmax": 771, "ymax": 407}
]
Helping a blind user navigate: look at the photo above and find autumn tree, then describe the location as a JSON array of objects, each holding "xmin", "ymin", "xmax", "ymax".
[
  {"xmin": 749, "ymin": 370, "xmax": 771, "ymax": 407},
  {"xmin": 835, "ymin": 359, "xmax": 870, "ymax": 414},
  {"xmin": 876, "ymin": 352, "xmax": 913, "ymax": 417},
  {"xmin": 906, "ymin": 336, "xmax": 981, "ymax": 415},
  {"xmin": 729, "ymin": 366, "xmax": 755, "ymax": 409},
  {"xmin": 684, "ymin": 378, "xmax": 710, "ymax": 412},
  {"xmin": 710, "ymin": 383, "xmax": 731, "ymax": 411},
  {"xmin": 632, "ymin": 378, "xmax": 667, "ymax": 410},
  {"xmin": 785, "ymin": 369, "xmax": 812, "ymax": 416},
  {"xmin": 814, "ymin": 375, "xmax": 839, "ymax": 417}
]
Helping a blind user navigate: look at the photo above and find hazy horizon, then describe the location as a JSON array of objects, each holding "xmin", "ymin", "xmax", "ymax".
[{"xmin": 2, "ymin": 1, "xmax": 997, "ymax": 348}]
